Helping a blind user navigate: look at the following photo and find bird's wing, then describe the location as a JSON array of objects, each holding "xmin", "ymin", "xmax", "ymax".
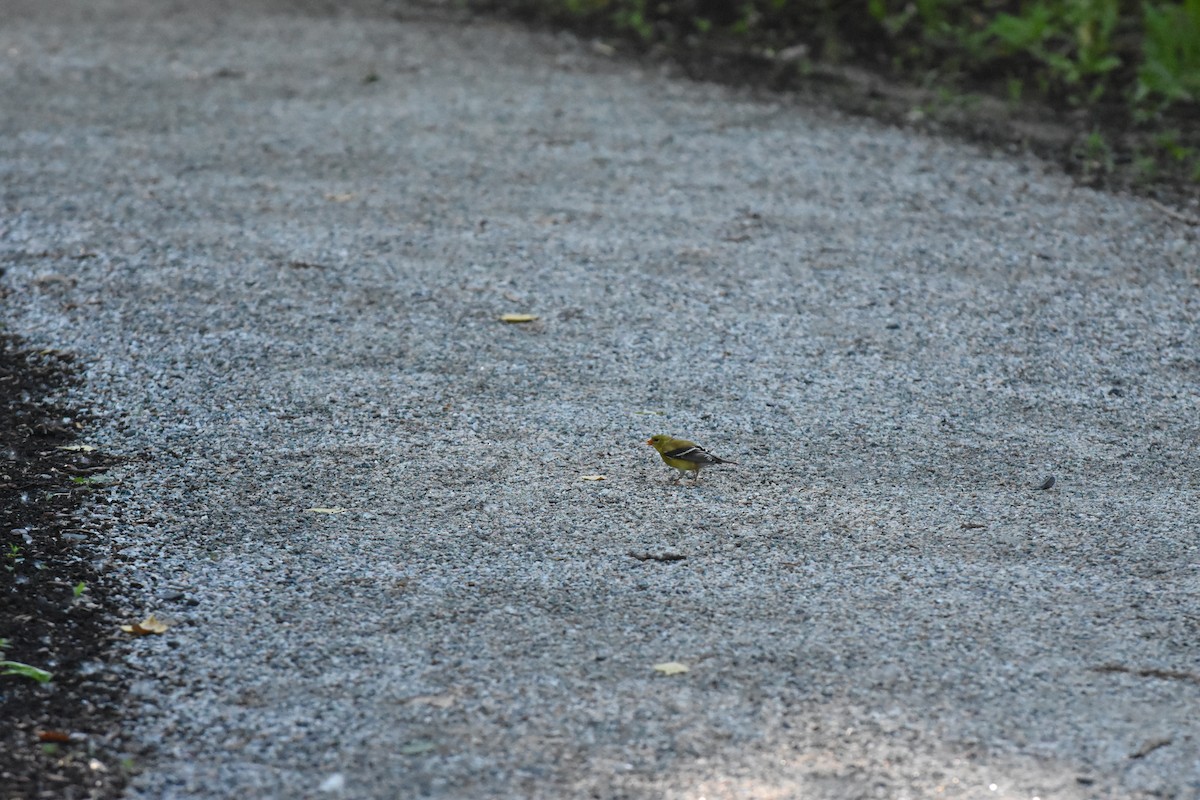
[{"xmin": 663, "ymin": 444, "xmax": 722, "ymax": 464}]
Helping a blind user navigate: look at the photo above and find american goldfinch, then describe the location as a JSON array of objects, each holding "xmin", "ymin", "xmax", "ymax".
[{"xmin": 646, "ymin": 434, "xmax": 737, "ymax": 482}]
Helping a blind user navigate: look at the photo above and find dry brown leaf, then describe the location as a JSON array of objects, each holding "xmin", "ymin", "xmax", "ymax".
[
  {"xmin": 121, "ymin": 614, "xmax": 169, "ymax": 635},
  {"xmin": 306, "ymin": 506, "xmax": 347, "ymax": 514},
  {"xmin": 325, "ymin": 192, "xmax": 355, "ymax": 202},
  {"xmin": 499, "ymin": 313, "xmax": 538, "ymax": 323},
  {"xmin": 579, "ymin": 474, "xmax": 606, "ymax": 481}
]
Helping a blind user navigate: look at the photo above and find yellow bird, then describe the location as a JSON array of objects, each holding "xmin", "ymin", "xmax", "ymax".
[{"xmin": 646, "ymin": 435, "xmax": 737, "ymax": 482}]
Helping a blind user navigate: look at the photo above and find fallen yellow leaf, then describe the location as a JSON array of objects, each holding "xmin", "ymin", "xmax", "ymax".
[
  {"xmin": 652, "ymin": 661, "xmax": 689, "ymax": 676},
  {"xmin": 121, "ymin": 614, "xmax": 169, "ymax": 635},
  {"xmin": 306, "ymin": 507, "xmax": 347, "ymax": 514},
  {"xmin": 580, "ymin": 474, "xmax": 606, "ymax": 481},
  {"xmin": 499, "ymin": 313, "xmax": 538, "ymax": 323},
  {"xmin": 325, "ymin": 192, "xmax": 355, "ymax": 202},
  {"xmin": 406, "ymin": 693, "xmax": 457, "ymax": 709}
]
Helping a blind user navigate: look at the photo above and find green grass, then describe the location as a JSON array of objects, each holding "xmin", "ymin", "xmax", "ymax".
[
  {"xmin": 1, "ymin": 660, "xmax": 54, "ymax": 683},
  {"xmin": 0, "ymin": 640, "xmax": 54, "ymax": 684}
]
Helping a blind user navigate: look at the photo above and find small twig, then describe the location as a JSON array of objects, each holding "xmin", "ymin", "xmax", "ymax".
[
  {"xmin": 1090, "ymin": 663, "xmax": 1200, "ymax": 686},
  {"xmin": 628, "ymin": 551, "xmax": 687, "ymax": 563},
  {"xmin": 1130, "ymin": 738, "xmax": 1172, "ymax": 760},
  {"xmin": 58, "ymin": 463, "xmax": 112, "ymax": 476},
  {"xmin": 1150, "ymin": 199, "xmax": 1200, "ymax": 226}
]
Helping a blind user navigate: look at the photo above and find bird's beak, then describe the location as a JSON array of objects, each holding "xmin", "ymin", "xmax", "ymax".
[{"xmin": 645, "ymin": 438, "xmax": 654, "ymax": 446}]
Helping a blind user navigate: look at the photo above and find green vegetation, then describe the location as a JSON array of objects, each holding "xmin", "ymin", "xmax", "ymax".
[
  {"xmin": 1139, "ymin": 0, "xmax": 1200, "ymax": 108},
  {"xmin": 70, "ymin": 474, "xmax": 109, "ymax": 487},
  {"xmin": 867, "ymin": 0, "xmax": 1200, "ymax": 115},
  {"xmin": 2, "ymin": 662, "xmax": 54, "ymax": 683},
  {"xmin": 496, "ymin": 0, "xmax": 1199, "ymax": 113},
  {"xmin": 0, "ymin": 639, "xmax": 54, "ymax": 684},
  {"xmin": 481, "ymin": 0, "xmax": 1200, "ymax": 185},
  {"xmin": 1075, "ymin": 127, "xmax": 1116, "ymax": 179}
]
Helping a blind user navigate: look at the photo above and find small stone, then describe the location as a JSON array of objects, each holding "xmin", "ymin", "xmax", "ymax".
[{"xmin": 318, "ymin": 773, "xmax": 345, "ymax": 792}]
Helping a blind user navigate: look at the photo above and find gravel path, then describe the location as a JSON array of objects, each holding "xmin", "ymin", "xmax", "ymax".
[{"xmin": 2, "ymin": 0, "xmax": 1198, "ymax": 797}]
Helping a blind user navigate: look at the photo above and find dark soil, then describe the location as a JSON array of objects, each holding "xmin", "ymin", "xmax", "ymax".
[{"xmin": 0, "ymin": 337, "xmax": 128, "ymax": 800}]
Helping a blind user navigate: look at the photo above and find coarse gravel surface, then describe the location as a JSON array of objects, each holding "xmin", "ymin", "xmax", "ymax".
[{"xmin": 2, "ymin": 0, "xmax": 1199, "ymax": 798}]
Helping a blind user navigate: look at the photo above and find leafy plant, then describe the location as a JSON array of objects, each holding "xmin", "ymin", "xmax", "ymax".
[
  {"xmin": 5, "ymin": 543, "xmax": 22, "ymax": 571},
  {"xmin": 611, "ymin": 0, "xmax": 652, "ymax": 39},
  {"xmin": 1150, "ymin": 128, "xmax": 1200, "ymax": 179},
  {"xmin": 1074, "ymin": 128, "xmax": 1116, "ymax": 178},
  {"xmin": 1138, "ymin": 0, "xmax": 1200, "ymax": 107},
  {"xmin": 987, "ymin": 0, "xmax": 1122, "ymax": 101},
  {"xmin": 1007, "ymin": 75, "xmax": 1026, "ymax": 102}
]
